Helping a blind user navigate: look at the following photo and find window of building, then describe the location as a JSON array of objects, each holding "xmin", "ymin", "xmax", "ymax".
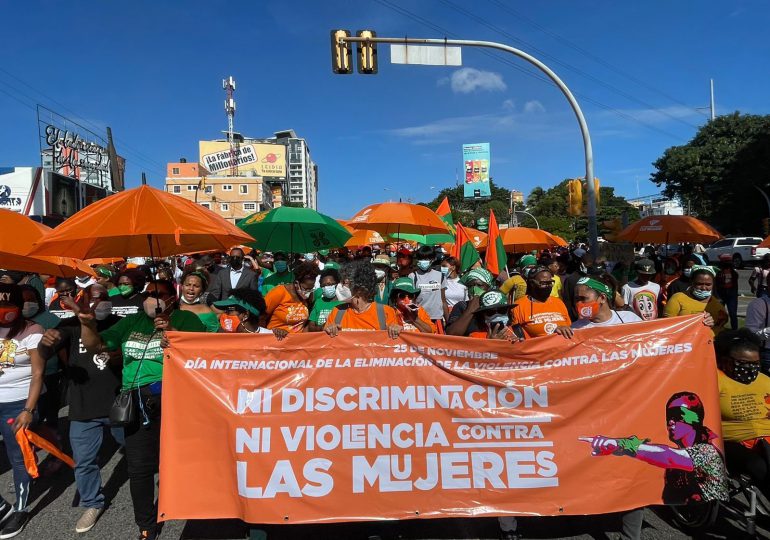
[
  {"xmin": 172, "ymin": 185, "xmax": 181, "ymax": 193},
  {"xmin": 222, "ymin": 185, "xmax": 233, "ymax": 191},
  {"xmin": 243, "ymin": 202, "xmax": 256, "ymax": 212},
  {"xmin": 172, "ymin": 167, "xmax": 180, "ymax": 175},
  {"xmin": 239, "ymin": 185, "xmax": 248, "ymax": 194},
  {"xmin": 221, "ymin": 203, "xmax": 230, "ymax": 211},
  {"xmin": 200, "ymin": 203, "xmax": 210, "ymax": 209},
  {"xmin": 205, "ymin": 186, "xmax": 213, "ymax": 194},
  {"xmin": 187, "ymin": 185, "xmax": 197, "ymax": 191}
]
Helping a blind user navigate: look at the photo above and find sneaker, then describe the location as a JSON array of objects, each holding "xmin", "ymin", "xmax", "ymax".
[
  {"xmin": 0, "ymin": 504, "xmax": 11, "ymax": 527},
  {"xmin": 137, "ymin": 527, "xmax": 158, "ymax": 540},
  {"xmin": 75, "ymin": 507, "xmax": 102, "ymax": 533},
  {"xmin": 0, "ymin": 512, "xmax": 29, "ymax": 539}
]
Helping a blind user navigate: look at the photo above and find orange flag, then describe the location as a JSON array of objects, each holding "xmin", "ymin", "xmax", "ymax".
[
  {"xmin": 451, "ymin": 222, "xmax": 480, "ymax": 272},
  {"xmin": 485, "ymin": 210, "xmax": 507, "ymax": 276},
  {"xmin": 435, "ymin": 197, "xmax": 454, "ymax": 229}
]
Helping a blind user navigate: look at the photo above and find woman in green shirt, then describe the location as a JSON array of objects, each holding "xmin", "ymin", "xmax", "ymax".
[
  {"xmin": 177, "ymin": 270, "xmax": 219, "ymax": 332},
  {"xmin": 79, "ymin": 279, "xmax": 204, "ymax": 540},
  {"xmin": 307, "ymin": 268, "xmax": 343, "ymax": 331}
]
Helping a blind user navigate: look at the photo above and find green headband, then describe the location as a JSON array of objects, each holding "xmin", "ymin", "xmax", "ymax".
[
  {"xmin": 690, "ymin": 265, "xmax": 716, "ymax": 278},
  {"xmin": 577, "ymin": 277, "xmax": 612, "ymax": 297}
]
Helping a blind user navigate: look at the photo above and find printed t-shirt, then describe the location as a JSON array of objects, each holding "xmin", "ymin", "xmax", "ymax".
[
  {"xmin": 664, "ymin": 292, "xmax": 727, "ymax": 334},
  {"xmin": 550, "ymin": 274, "xmax": 563, "ymax": 298},
  {"xmin": 395, "ymin": 306, "xmax": 437, "ymax": 333},
  {"xmin": 718, "ymin": 370, "xmax": 770, "ymax": 442},
  {"xmin": 511, "ymin": 295, "xmax": 570, "ymax": 338},
  {"xmin": 325, "ymin": 303, "xmax": 399, "ymax": 331},
  {"xmin": 261, "ymin": 271, "xmax": 294, "ymax": 295},
  {"xmin": 571, "ymin": 310, "xmax": 642, "ymax": 329},
  {"xmin": 101, "ymin": 310, "xmax": 204, "ymax": 390},
  {"xmin": 408, "ymin": 270, "xmax": 446, "ymax": 320},
  {"xmin": 110, "ymin": 293, "xmax": 144, "ymax": 318},
  {"xmin": 500, "ymin": 275, "xmax": 527, "ymax": 301},
  {"xmin": 0, "ymin": 322, "xmax": 44, "ymax": 403},
  {"xmin": 264, "ymin": 284, "xmax": 309, "ymax": 332},
  {"xmin": 445, "ymin": 277, "xmax": 468, "ymax": 308},
  {"xmin": 309, "ymin": 291, "xmax": 342, "ymax": 326},
  {"xmin": 48, "ymin": 296, "xmax": 77, "ymax": 320},
  {"xmin": 622, "ymin": 280, "xmax": 662, "ymax": 321}
]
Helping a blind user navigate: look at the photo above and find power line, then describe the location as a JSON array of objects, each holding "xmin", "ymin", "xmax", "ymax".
[
  {"xmin": 436, "ymin": 0, "xmax": 701, "ymax": 129},
  {"xmin": 372, "ymin": 0, "xmax": 687, "ymax": 141}
]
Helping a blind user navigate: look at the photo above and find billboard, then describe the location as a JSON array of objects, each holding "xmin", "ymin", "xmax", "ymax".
[
  {"xmin": 463, "ymin": 143, "xmax": 491, "ymax": 199},
  {"xmin": 199, "ymin": 141, "xmax": 287, "ymax": 179}
]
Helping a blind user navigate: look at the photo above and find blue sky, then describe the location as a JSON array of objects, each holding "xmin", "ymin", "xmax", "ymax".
[{"xmin": 2, "ymin": 0, "xmax": 769, "ymax": 219}]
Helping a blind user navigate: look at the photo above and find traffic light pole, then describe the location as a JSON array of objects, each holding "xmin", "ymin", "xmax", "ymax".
[{"xmin": 339, "ymin": 34, "xmax": 598, "ymax": 254}]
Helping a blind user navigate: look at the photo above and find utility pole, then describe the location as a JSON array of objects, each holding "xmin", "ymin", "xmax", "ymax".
[
  {"xmin": 710, "ymin": 79, "xmax": 716, "ymax": 121},
  {"xmin": 223, "ymin": 76, "xmax": 238, "ymax": 177}
]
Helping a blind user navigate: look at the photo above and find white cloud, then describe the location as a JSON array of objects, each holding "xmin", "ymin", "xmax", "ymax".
[
  {"xmin": 502, "ymin": 99, "xmax": 515, "ymax": 111},
  {"xmin": 447, "ymin": 68, "xmax": 506, "ymax": 94},
  {"xmin": 523, "ymin": 100, "xmax": 546, "ymax": 114}
]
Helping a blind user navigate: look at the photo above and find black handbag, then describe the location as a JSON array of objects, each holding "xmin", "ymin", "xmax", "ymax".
[{"xmin": 109, "ymin": 389, "xmax": 135, "ymax": 426}]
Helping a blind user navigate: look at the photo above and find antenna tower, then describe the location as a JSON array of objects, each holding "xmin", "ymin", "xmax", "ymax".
[{"xmin": 223, "ymin": 76, "xmax": 237, "ymax": 176}]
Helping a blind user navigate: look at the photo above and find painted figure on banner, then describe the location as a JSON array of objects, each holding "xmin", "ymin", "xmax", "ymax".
[{"xmin": 579, "ymin": 391, "xmax": 729, "ymax": 504}]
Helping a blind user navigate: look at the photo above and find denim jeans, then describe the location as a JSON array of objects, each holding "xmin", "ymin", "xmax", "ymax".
[
  {"xmin": 0, "ymin": 399, "xmax": 32, "ymax": 511},
  {"xmin": 70, "ymin": 418, "xmax": 125, "ymax": 509}
]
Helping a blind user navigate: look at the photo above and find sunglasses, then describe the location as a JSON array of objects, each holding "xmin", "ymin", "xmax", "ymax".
[{"xmin": 396, "ymin": 292, "xmax": 415, "ymax": 299}]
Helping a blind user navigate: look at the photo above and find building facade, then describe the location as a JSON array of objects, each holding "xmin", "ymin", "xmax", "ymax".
[
  {"xmin": 165, "ymin": 161, "xmax": 273, "ymax": 223},
  {"xmin": 272, "ymin": 130, "xmax": 318, "ymax": 209},
  {"xmin": 628, "ymin": 196, "xmax": 684, "ymax": 218}
]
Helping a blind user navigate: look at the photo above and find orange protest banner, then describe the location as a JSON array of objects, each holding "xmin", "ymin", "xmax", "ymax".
[{"xmin": 158, "ymin": 315, "xmax": 726, "ymax": 524}]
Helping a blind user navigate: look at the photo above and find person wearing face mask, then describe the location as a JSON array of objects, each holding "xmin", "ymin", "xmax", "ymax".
[
  {"xmin": 263, "ymin": 262, "xmax": 318, "ymax": 340},
  {"xmin": 260, "ymin": 252, "xmax": 294, "ymax": 295},
  {"xmin": 371, "ymin": 254, "xmax": 393, "ymax": 305},
  {"xmin": 110, "ymin": 269, "xmax": 147, "ymax": 318},
  {"xmin": 37, "ymin": 283, "xmax": 123, "ymax": 533},
  {"xmin": 307, "ymin": 269, "xmax": 343, "ymax": 331},
  {"xmin": 511, "ymin": 267, "xmax": 570, "ymax": 338},
  {"xmin": 48, "ymin": 278, "xmax": 80, "ymax": 319},
  {"xmin": 715, "ymin": 255, "xmax": 740, "ymax": 331},
  {"xmin": 206, "ymin": 248, "xmax": 259, "ymax": 304},
  {"xmin": 715, "ymin": 329, "xmax": 770, "ymax": 499},
  {"xmin": 324, "ymin": 260, "xmax": 402, "ymax": 337},
  {"xmin": 213, "ymin": 289, "xmax": 271, "ymax": 334},
  {"xmin": 749, "ymin": 253, "xmax": 770, "ymax": 299},
  {"xmin": 467, "ymin": 290, "xmax": 519, "ymax": 342},
  {"xmin": 384, "ymin": 243, "xmax": 397, "ymax": 259},
  {"xmin": 0, "ymin": 283, "xmax": 45, "ymax": 538},
  {"xmin": 395, "ymin": 248, "xmax": 414, "ymax": 278},
  {"xmin": 446, "ymin": 268, "xmax": 495, "ymax": 337},
  {"xmin": 441, "ymin": 256, "xmax": 467, "ymax": 309},
  {"xmin": 77, "ymin": 279, "xmax": 204, "ymax": 540},
  {"xmin": 388, "ymin": 278, "xmax": 436, "ymax": 333},
  {"xmin": 94, "ymin": 266, "xmax": 117, "ymax": 296},
  {"xmin": 408, "ymin": 246, "xmax": 448, "ymax": 329},
  {"xmin": 664, "ymin": 266, "xmax": 726, "ymax": 335},
  {"xmin": 560, "ymin": 249, "xmax": 594, "ymax": 321},
  {"xmin": 665, "ymin": 254, "xmax": 700, "ymax": 301},
  {"xmin": 178, "ymin": 270, "xmax": 219, "ymax": 332}
]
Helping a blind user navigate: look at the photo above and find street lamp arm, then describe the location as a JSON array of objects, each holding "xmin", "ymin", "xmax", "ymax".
[{"xmin": 514, "ymin": 210, "xmax": 540, "ymax": 229}]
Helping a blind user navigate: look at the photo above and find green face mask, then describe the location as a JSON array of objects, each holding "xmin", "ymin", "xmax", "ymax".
[
  {"xmin": 470, "ymin": 285, "xmax": 487, "ymax": 298},
  {"xmin": 118, "ymin": 284, "xmax": 134, "ymax": 297}
]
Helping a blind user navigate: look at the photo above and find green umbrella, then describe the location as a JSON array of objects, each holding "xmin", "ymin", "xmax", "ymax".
[
  {"xmin": 237, "ymin": 207, "xmax": 352, "ymax": 253},
  {"xmin": 387, "ymin": 231, "xmax": 455, "ymax": 245}
]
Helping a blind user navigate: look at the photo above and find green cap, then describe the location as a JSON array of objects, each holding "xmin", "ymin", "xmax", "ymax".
[
  {"xmin": 473, "ymin": 289, "xmax": 516, "ymax": 313},
  {"xmin": 460, "ymin": 267, "xmax": 494, "ymax": 286},
  {"xmin": 391, "ymin": 277, "xmax": 420, "ymax": 295},
  {"xmin": 324, "ymin": 261, "xmax": 340, "ymax": 271},
  {"xmin": 518, "ymin": 254, "xmax": 537, "ymax": 268},
  {"xmin": 318, "ymin": 249, "xmax": 330, "ymax": 256},
  {"xmin": 213, "ymin": 296, "xmax": 260, "ymax": 317}
]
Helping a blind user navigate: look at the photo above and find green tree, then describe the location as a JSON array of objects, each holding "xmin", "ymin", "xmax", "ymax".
[
  {"xmin": 420, "ymin": 180, "xmax": 514, "ymax": 228},
  {"xmin": 651, "ymin": 113, "xmax": 770, "ymax": 234}
]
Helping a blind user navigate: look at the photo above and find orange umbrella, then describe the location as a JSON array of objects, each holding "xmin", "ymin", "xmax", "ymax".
[
  {"xmin": 545, "ymin": 232, "xmax": 568, "ymax": 247},
  {"xmin": 442, "ymin": 228, "xmax": 488, "ymax": 252},
  {"xmin": 348, "ymin": 202, "xmax": 450, "ymax": 236},
  {"xmin": 336, "ymin": 220, "xmax": 385, "ymax": 247},
  {"xmin": 501, "ymin": 227, "xmax": 557, "ymax": 252},
  {"xmin": 84, "ymin": 257, "xmax": 125, "ymax": 266},
  {"xmin": 30, "ymin": 184, "xmax": 254, "ymax": 259},
  {"xmin": 616, "ymin": 215, "xmax": 721, "ymax": 244},
  {"xmin": 0, "ymin": 210, "xmax": 94, "ymax": 277}
]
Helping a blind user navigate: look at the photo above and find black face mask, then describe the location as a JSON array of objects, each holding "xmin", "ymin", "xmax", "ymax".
[
  {"xmin": 530, "ymin": 285, "xmax": 552, "ymax": 301},
  {"xmin": 730, "ymin": 361, "xmax": 760, "ymax": 385},
  {"xmin": 230, "ymin": 257, "xmax": 243, "ymax": 270}
]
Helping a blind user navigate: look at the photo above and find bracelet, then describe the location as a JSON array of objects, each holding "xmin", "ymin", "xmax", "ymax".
[{"xmin": 20, "ymin": 408, "xmax": 33, "ymax": 415}]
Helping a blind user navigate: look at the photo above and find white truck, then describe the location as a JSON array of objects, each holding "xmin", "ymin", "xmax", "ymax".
[{"xmin": 704, "ymin": 236, "xmax": 770, "ymax": 268}]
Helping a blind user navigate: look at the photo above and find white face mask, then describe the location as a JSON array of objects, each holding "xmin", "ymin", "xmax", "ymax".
[
  {"xmin": 143, "ymin": 297, "xmax": 167, "ymax": 318},
  {"xmin": 374, "ymin": 269, "xmax": 386, "ymax": 281},
  {"xmin": 484, "ymin": 313, "xmax": 509, "ymax": 327},
  {"xmin": 417, "ymin": 260, "xmax": 432, "ymax": 271},
  {"xmin": 440, "ymin": 267, "xmax": 449, "ymax": 276},
  {"xmin": 336, "ymin": 283, "xmax": 352, "ymax": 302},
  {"xmin": 305, "ymin": 253, "xmax": 316, "ymax": 262},
  {"xmin": 322, "ymin": 285, "xmax": 337, "ymax": 299},
  {"xmin": 22, "ymin": 302, "xmax": 39, "ymax": 319},
  {"xmin": 93, "ymin": 301, "xmax": 113, "ymax": 321}
]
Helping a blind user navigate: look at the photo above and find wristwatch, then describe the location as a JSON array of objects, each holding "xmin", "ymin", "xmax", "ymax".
[{"xmin": 20, "ymin": 408, "xmax": 33, "ymax": 415}]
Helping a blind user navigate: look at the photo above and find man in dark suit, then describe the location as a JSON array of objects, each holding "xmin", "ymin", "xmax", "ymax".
[{"xmin": 207, "ymin": 248, "xmax": 260, "ymax": 303}]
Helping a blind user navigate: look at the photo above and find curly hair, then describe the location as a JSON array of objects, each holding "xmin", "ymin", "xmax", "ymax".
[
  {"xmin": 230, "ymin": 287, "xmax": 267, "ymax": 316},
  {"xmin": 319, "ymin": 268, "xmax": 341, "ymax": 283},
  {"xmin": 340, "ymin": 259, "xmax": 377, "ymax": 301},
  {"xmin": 294, "ymin": 262, "xmax": 320, "ymax": 283}
]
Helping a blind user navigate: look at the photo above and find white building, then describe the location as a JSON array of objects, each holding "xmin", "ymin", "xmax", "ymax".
[
  {"xmin": 629, "ymin": 196, "xmax": 684, "ymax": 218},
  {"xmin": 271, "ymin": 130, "xmax": 318, "ymax": 209}
]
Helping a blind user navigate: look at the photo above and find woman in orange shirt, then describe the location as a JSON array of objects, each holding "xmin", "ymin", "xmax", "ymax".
[
  {"xmin": 388, "ymin": 277, "xmax": 436, "ymax": 333},
  {"xmin": 511, "ymin": 266, "xmax": 570, "ymax": 338},
  {"xmin": 263, "ymin": 262, "xmax": 319, "ymax": 339},
  {"xmin": 325, "ymin": 260, "xmax": 402, "ymax": 338}
]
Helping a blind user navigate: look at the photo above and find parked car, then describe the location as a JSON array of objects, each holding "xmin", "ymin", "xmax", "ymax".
[{"xmin": 704, "ymin": 237, "xmax": 769, "ymax": 268}]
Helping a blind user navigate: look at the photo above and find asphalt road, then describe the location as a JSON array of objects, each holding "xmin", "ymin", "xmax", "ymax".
[{"xmin": 4, "ymin": 268, "xmax": 768, "ymax": 540}]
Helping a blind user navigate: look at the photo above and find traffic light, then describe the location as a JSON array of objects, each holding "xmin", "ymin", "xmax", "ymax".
[
  {"xmin": 594, "ymin": 177, "xmax": 601, "ymax": 208},
  {"xmin": 330, "ymin": 30, "xmax": 353, "ymax": 74},
  {"xmin": 567, "ymin": 179, "xmax": 583, "ymax": 216},
  {"xmin": 356, "ymin": 30, "xmax": 378, "ymax": 74}
]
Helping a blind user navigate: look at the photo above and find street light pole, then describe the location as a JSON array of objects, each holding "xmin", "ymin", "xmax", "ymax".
[
  {"xmin": 336, "ymin": 34, "xmax": 598, "ymax": 255},
  {"xmin": 514, "ymin": 208, "xmax": 540, "ymax": 229}
]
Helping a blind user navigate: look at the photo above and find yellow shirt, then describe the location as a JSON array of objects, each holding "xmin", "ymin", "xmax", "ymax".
[
  {"xmin": 663, "ymin": 292, "xmax": 727, "ymax": 335},
  {"xmin": 550, "ymin": 274, "xmax": 563, "ymax": 298},
  {"xmin": 500, "ymin": 275, "xmax": 527, "ymax": 301},
  {"xmin": 718, "ymin": 370, "xmax": 770, "ymax": 442}
]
